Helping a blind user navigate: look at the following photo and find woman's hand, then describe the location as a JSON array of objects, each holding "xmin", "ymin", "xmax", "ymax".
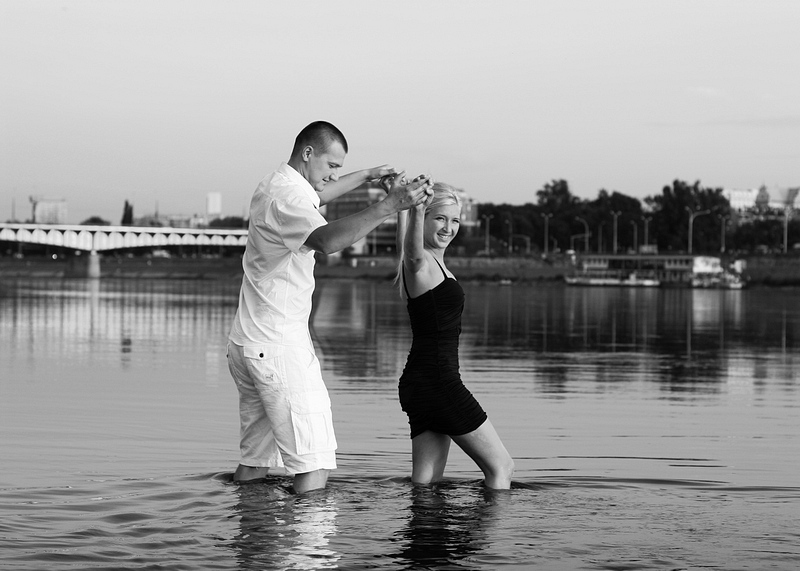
[{"xmin": 383, "ymin": 172, "xmax": 432, "ymax": 212}]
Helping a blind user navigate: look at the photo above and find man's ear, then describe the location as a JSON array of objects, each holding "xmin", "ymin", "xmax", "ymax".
[{"xmin": 302, "ymin": 146, "xmax": 313, "ymax": 162}]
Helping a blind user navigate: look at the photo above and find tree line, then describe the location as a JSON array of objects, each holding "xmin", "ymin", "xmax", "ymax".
[
  {"xmin": 79, "ymin": 179, "xmax": 798, "ymax": 257},
  {"xmin": 463, "ymin": 179, "xmax": 799, "ymax": 257}
]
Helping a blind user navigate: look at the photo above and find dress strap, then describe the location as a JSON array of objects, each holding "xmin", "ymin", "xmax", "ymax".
[
  {"xmin": 433, "ymin": 257, "xmax": 448, "ymax": 279},
  {"xmin": 403, "ymin": 256, "xmax": 447, "ymax": 299}
]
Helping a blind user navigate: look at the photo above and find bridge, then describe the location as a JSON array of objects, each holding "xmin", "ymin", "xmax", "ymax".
[{"xmin": 0, "ymin": 223, "xmax": 247, "ymax": 277}]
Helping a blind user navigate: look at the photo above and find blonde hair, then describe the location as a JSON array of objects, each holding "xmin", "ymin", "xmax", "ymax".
[
  {"xmin": 423, "ymin": 182, "xmax": 462, "ymax": 214},
  {"xmin": 395, "ymin": 182, "xmax": 462, "ymax": 294}
]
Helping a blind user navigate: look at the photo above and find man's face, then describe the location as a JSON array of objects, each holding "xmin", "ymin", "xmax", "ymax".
[{"xmin": 305, "ymin": 141, "xmax": 346, "ymax": 192}]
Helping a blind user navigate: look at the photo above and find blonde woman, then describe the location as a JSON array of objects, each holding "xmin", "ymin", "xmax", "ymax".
[{"xmin": 396, "ymin": 181, "xmax": 514, "ymax": 489}]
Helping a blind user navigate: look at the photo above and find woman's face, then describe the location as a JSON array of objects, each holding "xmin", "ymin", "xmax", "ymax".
[{"xmin": 424, "ymin": 202, "xmax": 461, "ymax": 250}]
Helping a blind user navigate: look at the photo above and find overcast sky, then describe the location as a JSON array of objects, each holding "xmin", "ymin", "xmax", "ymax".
[{"xmin": 2, "ymin": 0, "xmax": 799, "ymax": 224}]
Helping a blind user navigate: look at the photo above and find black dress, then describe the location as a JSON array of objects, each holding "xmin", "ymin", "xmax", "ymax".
[{"xmin": 399, "ymin": 259, "xmax": 487, "ymax": 439}]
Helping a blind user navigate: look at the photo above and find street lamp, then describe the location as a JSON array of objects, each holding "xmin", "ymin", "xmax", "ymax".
[
  {"xmin": 481, "ymin": 214, "xmax": 494, "ymax": 255},
  {"xmin": 575, "ymin": 216, "xmax": 590, "ymax": 252},
  {"xmin": 630, "ymin": 220, "xmax": 638, "ymax": 253},
  {"xmin": 642, "ymin": 215, "xmax": 652, "ymax": 246},
  {"xmin": 540, "ymin": 212, "xmax": 553, "ymax": 256},
  {"xmin": 783, "ymin": 207, "xmax": 792, "ymax": 254},
  {"xmin": 570, "ymin": 234, "xmax": 586, "ymax": 251},
  {"xmin": 717, "ymin": 214, "xmax": 730, "ymax": 254},
  {"xmin": 518, "ymin": 234, "xmax": 531, "ymax": 255},
  {"xmin": 611, "ymin": 211, "xmax": 622, "ymax": 254},
  {"xmin": 686, "ymin": 207, "xmax": 710, "ymax": 254},
  {"xmin": 597, "ymin": 221, "xmax": 605, "ymax": 253}
]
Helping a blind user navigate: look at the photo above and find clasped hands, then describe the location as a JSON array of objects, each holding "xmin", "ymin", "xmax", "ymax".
[{"xmin": 369, "ymin": 166, "xmax": 433, "ymax": 211}]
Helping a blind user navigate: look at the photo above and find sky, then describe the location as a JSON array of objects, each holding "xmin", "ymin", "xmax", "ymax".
[{"xmin": 2, "ymin": 0, "xmax": 799, "ymax": 225}]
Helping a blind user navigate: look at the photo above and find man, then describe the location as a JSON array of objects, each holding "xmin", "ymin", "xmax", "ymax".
[{"xmin": 227, "ymin": 121, "xmax": 431, "ymax": 493}]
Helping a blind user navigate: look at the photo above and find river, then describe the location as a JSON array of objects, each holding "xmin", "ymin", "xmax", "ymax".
[{"xmin": 1, "ymin": 277, "xmax": 798, "ymax": 569}]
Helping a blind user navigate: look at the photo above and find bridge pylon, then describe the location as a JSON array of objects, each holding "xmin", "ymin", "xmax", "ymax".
[{"xmin": 87, "ymin": 250, "xmax": 101, "ymax": 278}]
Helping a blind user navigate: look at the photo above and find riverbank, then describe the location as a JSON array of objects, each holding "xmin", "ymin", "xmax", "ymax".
[
  {"xmin": 2, "ymin": 254, "xmax": 800, "ymax": 285},
  {"xmin": 0, "ymin": 255, "xmax": 568, "ymax": 282}
]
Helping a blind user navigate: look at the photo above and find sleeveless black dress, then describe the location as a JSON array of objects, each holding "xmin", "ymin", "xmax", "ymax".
[{"xmin": 399, "ymin": 259, "xmax": 487, "ymax": 439}]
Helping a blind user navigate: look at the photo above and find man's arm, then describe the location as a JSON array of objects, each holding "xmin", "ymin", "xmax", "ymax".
[
  {"xmin": 317, "ymin": 165, "xmax": 395, "ymax": 206},
  {"xmin": 306, "ymin": 175, "xmax": 431, "ymax": 254}
]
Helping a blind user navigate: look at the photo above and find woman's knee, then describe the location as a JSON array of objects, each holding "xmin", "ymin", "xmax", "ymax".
[
  {"xmin": 502, "ymin": 455, "xmax": 515, "ymax": 478},
  {"xmin": 486, "ymin": 453, "xmax": 515, "ymax": 482}
]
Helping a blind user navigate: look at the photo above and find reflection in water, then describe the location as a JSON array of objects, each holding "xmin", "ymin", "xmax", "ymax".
[
  {"xmin": 0, "ymin": 278, "xmax": 238, "ymax": 371},
  {"xmin": 309, "ymin": 281, "xmax": 798, "ymax": 397},
  {"xmin": 392, "ymin": 483, "xmax": 504, "ymax": 569},
  {"xmin": 230, "ymin": 480, "xmax": 340, "ymax": 571},
  {"xmin": 1, "ymin": 278, "xmax": 798, "ymax": 569},
  {"xmin": 1, "ymin": 278, "xmax": 797, "ymax": 397},
  {"xmin": 311, "ymin": 280, "xmax": 411, "ymax": 383}
]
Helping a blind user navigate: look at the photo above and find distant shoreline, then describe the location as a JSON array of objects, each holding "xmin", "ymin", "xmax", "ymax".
[
  {"xmin": 0, "ymin": 255, "xmax": 567, "ymax": 282},
  {"xmin": 2, "ymin": 254, "xmax": 800, "ymax": 286}
]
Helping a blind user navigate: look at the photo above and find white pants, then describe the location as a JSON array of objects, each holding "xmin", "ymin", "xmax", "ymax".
[{"xmin": 227, "ymin": 341, "xmax": 337, "ymax": 475}]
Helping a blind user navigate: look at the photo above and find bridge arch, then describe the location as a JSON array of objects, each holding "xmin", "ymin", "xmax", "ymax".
[
  {"xmin": 0, "ymin": 223, "xmax": 247, "ymax": 252},
  {"xmin": 1, "ymin": 223, "xmax": 248, "ymax": 276}
]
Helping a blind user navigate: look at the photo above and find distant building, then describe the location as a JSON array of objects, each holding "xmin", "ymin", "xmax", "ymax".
[
  {"xmin": 206, "ymin": 192, "xmax": 222, "ymax": 221},
  {"xmin": 322, "ymin": 181, "xmax": 477, "ymax": 255},
  {"xmin": 723, "ymin": 185, "xmax": 800, "ymax": 213},
  {"xmin": 133, "ymin": 213, "xmax": 209, "ymax": 228},
  {"xmin": 30, "ymin": 197, "xmax": 67, "ymax": 224}
]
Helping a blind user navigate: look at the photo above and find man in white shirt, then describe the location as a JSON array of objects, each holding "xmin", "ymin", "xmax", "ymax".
[{"xmin": 228, "ymin": 121, "xmax": 431, "ymax": 493}]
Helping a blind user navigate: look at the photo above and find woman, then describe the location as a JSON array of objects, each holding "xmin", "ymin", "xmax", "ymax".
[{"xmin": 396, "ymin": 181, "xmax": 514, "ymax": 489}]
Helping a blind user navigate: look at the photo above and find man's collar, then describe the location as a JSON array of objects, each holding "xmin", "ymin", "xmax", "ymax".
[{"xmin": 279, "ymin": 162, "xmax": 320, "ymax": 208}]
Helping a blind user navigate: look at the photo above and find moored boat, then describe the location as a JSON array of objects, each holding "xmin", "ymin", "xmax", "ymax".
[
  {"xmin": 566, "ymin": 253, "xmax": 747, "ymax": 288},
  {"xmin": 565, "ymin": 271, "xmax": 660, "ymax": 287},
  {"xmin": 690, "ymin": 256, "xmax": 747, "ymax": 289}
]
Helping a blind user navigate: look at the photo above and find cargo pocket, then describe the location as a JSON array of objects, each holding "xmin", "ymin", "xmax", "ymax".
[
  {"xmin": 241, "ymin": 345, "xmax": 286, "ymax": 392},
  {"xmin": 290, "ymin": 391, "xmax": 337, "ymax": 455}
]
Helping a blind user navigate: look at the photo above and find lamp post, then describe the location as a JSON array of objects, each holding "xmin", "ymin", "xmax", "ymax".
[
  {"xmin": 783, "ymin": 207, "xmax": 792, "ymax": 254},
  {"xmin": 630, "ymin": 220, "xmax": 638, "ymax": 253},
  {"xmin": 597, "ymin": 221, "xmax": 605, "ymax": 253},
  {"xmin": 540, "ymin": 212, "xmax": 553, "ymax": 256},
  {"xmin": 575, "ymin": 216, "xmax": 590, "ymax": 252},
  {"xmin": 513, "ymin": 234, "xmax": 531, "ymax": 255},
  {"xmin": 505, "ymin": 217, "xmax": 513, "ymax": 255},
  {"xmin": 482, "ymin": 214, "xmax": 494, "ymax": 255},
  {"xmin": 686, "ymin": 207, "xmax": 710, "ymax": 254},
  {"xmin": 717, "ymin": 214, "xmax": 730, "ymax": 254},
  {"xmin": 612, "ymin": 211, "xmax": 621, "ymax": 254},
  {"xmin": 642, "ymin": 215, "xmax": 652, "ymax": 246}
]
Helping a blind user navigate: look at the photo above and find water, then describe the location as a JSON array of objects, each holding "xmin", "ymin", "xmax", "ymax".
[{"xmin": 1, "ymin": 276, "xmax": 798, "ymax": 570}]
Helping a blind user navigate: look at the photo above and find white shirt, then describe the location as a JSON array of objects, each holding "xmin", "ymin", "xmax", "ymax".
[{"xmin": 229, "ymin": 162, "xmax": 327, "ymax": 348}]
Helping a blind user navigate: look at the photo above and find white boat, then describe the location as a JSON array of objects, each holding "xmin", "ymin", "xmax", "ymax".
[
  {"xmin": 691, "ymin": 272, "xmax": 746, "ymax": 289},
  {"xmin": 565, "ymin": 253, "xmax": 747, "ymax": 288},
  {"xmin": 565, "ymin": 271, "xmax": 660, "ymax": 287},
  {"xmin": 690, "ymin": 257, "xmax": 747, "ymax": 289}
]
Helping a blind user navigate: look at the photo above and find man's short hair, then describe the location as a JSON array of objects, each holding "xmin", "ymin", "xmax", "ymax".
[{"xmin": 292, "ymin": 121, "xmax": 348, "ymax": 157}]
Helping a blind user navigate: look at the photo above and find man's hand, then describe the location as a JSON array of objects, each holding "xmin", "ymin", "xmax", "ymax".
[
  {"xmin": 383, "ymin": 172, "xmax": 433, "ymax": 212},
  {"xmin": 363, "ymin": 164, "xmax": 396, "ymax": 192},
  {"xmin": 317, "ymin": 165, "xmax": 397, "ymax": 206},
  {"xmin": 378, "ymin": 170, "xmax": 405, "ymax": 193},
  {"xmin": 307, "ymin": 173, "xmax": 432, "ymax": 254},
  {"xmin": 366, "ymin": 164, "xmax": 396, "ymax": 182}
]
